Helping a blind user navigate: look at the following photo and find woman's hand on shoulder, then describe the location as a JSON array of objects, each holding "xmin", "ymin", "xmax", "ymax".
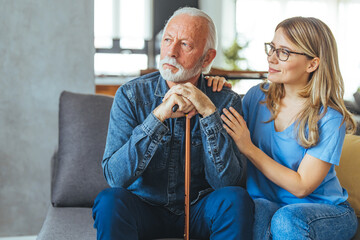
[{"xmin": 205, "ymin": 76, "xmax": 232, "ymax": 92}]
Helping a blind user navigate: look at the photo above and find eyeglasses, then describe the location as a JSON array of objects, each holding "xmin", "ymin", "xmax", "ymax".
[{"xmin": 264, "ymin": 42, "xmax": 309, "ymax": 62}]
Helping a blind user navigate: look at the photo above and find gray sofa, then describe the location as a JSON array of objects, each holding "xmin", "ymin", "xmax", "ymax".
[
  {"xmin": 37, "ymin": 91, "xmax": 186, "ymax": 240},
  {"xmin": 37, "ymin": 91, "xmax": 360, "ymax": 240}
]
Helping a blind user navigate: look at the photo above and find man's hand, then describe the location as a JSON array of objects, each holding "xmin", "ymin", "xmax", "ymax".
[
  {"xmin": 153, "ymin": 93, "xmax": 197, "ymax": 122},
  {"xmin": 163, "ymin": 83, "xmax": 216, "ymax": 119}
]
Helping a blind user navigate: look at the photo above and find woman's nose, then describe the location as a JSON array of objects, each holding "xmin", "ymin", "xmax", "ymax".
[{"xmin": 267, "ymin": 51, "xmax": 278, "ymax": 64}]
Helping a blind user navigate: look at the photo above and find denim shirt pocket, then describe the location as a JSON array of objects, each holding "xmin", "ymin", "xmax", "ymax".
[
  {"xmin": 189, "ymin": 132, "xmax": 204, "ymax": 175},
  {"xmin": 147, "ymin": 133, "xmax": 171, "ymax": 171}
]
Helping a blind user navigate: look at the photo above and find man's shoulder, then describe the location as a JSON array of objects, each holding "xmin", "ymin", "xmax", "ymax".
[
  {"xmin": 205, "ymin": 85, "xmax": 242, "ymax": 109},
  {"xmin": 124, "ymin": 71, "xmax": 161, "ymax": 87},
  {"xmin": 206, "ymin": 85, "xmax": 241, "ymax": 101},
  {"xmin": 115, "ymin": 71, "xmax": 161, "ymax": 101},
  {"xmin": 118, "ymin": 72, "xmax": 160, "ymax": 93}
]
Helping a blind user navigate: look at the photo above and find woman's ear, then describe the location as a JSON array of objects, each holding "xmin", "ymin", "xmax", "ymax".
[
  {"xmin": 202, "ymin": 49, "xmax": 217, "ymax": 69},
  {"xmin": 307, "ymin": 57, "xmax": 320, "ymax": 73}
]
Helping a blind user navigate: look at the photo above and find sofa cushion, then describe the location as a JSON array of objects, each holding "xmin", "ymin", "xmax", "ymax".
[
  {"xmin": 51, "ymin": 91, "xmax": 113, "ymax": 207},
  {"xmin": 37, "ymin": 206, "xmax": 96, "ymax": 240},
  {"xmin": 336, "ymin": 134, "xmax": 360, "ymax": 217},
  {"xmin": 37, "ymin": 207, "xmax": 194, "ymax": 240}
]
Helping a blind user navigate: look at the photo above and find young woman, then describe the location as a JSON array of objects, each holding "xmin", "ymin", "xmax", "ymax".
[{"xmin": 220, "ymin": 17, "xmax": 358, "ymax": 239}]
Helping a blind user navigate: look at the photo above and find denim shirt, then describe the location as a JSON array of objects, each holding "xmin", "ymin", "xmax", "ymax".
[{"xmin": 102, "ymin": 72, "xmax": 245, "ymax": 214}]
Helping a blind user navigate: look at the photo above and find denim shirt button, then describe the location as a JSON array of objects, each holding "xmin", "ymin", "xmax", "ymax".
[
  {"xmin": 203, "ymin": 123, "xmax": 208, "ymax": 127},
  {"xmin": 208, "ymin": 150, "xmax": 212, "ymax": 155},
  {"xmin": 214, "ymin": 148, "xmax": 218, "ymax": 153}
]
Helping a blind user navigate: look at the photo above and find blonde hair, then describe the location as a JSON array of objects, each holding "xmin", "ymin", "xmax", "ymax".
[{"xmin": 261, "ymin": 16, "xmax": 356, "ymax": 148}]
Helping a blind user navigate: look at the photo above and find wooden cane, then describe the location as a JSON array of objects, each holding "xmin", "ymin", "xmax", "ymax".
[
  {"xmin": 184, "ymin": 115, "xmax": 191, "ymax": 240},
  {"xmin": 172, "ymin": 104, "xmax": 191, "ymax": 240}
]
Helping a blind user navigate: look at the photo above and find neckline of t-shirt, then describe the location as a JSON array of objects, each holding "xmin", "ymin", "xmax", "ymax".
[{"xmin": 272, "ymin": 119, "xmax": 295, "ymax": 134}]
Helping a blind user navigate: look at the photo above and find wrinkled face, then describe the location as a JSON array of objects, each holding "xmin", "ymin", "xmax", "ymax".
[
  {"xmin": 267, "ymin": 28, "xmax": 312, "ymax": 87},
  {"xmin": 159, "ymin": 14, "xmax": 209, "ymax": 82}
]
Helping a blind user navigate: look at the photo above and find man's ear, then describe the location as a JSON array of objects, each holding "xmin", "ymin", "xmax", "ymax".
[
  {"xmin": 202, "ymin": 49, "xmax": 217, "ymax": 68},
  {"xmin": 307, "ymin": 57, "xmax": 320, "ymax": 73}
]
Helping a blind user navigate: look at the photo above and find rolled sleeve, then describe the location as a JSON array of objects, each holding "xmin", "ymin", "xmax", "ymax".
[
  {"xmin": 200, "ymin": 110, "xmax": 224, "ymax": 136},
  {"xmin": 142, "ymin": 112, "xmax": 169, "ymax": 143}
]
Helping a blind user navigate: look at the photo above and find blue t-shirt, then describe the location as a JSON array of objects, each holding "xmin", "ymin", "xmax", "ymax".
[{"xmin": 243, "ymin": 84, "xmax": 348, "ymax": 206}]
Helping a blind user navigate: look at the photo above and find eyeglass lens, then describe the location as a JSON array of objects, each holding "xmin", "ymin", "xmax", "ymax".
[{"xmin": 265, "ymin": 43, "xmax": 289, "ymax": 61}]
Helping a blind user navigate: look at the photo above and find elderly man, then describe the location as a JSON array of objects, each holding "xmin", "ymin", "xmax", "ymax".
[{"xmin": 92, "ymin": 7, "xmax": 254, "ymax": 240}]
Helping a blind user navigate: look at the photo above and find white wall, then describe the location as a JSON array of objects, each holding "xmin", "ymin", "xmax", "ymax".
[
  {"xmin": 0, "ymin": 0, "xmax": 94, "ymax": 236},
  {"xmin": 199, "ymin": 0, "xmax": 236, "ymax": 69}
]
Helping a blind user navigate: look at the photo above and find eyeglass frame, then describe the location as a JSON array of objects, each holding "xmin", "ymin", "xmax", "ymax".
[{"xmin": 264, "ymin": 42, "xmax": 310, "ymax": 62}]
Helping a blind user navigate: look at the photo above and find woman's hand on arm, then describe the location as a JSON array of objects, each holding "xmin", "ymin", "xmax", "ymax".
[
  {"xmin": 205, "ymin": 76, "xmax": 232, "ymax": 92},
  {"xmin": 221, "ymin": 107, "xmax": 332, "ymax": 198},
  {"xmin": 221, "ymin": 107, "xmax": 255, "ymax": 153}
]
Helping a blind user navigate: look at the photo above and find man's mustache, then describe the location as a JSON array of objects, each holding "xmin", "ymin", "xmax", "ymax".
[{"xmin": 160, "ymin": 57, "xmax": 184, "ymax": 70}]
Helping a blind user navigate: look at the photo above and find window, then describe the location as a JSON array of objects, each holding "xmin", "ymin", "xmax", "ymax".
[
  {"xmin": 235, "ymin": 0, "xmax": 360, "ymax": 99},
  {"xmin": 94, "ymin": 0, "xmax": 153, "ymax": 76}
]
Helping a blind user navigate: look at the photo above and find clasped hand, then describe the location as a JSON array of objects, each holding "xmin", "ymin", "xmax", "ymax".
[{"xmin": 153, "ymin": 82, "xmax": 216, "ymax": 121}]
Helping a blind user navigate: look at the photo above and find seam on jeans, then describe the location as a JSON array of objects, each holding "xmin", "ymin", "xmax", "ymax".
[
  {"xmin": 307, "ymin": 207, "xmax": 351, "ymax": 225},
  {"xmin": 267, "ymin": 222, "xmax": 272, "ymax": 239},
  {"xmin": 305, "ymin": 207, "xmax": 352, "ymax": 239}
]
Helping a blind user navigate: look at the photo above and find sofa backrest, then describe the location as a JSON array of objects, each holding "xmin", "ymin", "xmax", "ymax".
[
  {"xmin": 336, "ymin": 134, "xmax": 360, "ymax": 217},
  {"xmin": 51, "ymin": 91, "xmax": 113, "ymax": 207}
]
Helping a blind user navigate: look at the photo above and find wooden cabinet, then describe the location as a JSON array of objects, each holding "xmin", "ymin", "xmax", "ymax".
[
  {"xmin": 95, "ymin": 68, "xmax": 268, "ymax": 97},
  {"xmin": 95, "ymin": 85, "xmax": 120, "ymax": 97}
]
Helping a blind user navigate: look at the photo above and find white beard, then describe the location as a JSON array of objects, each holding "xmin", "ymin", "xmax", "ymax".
[{"xmin": 159, "ymin": 56, "xmax": 204, "ymax": 83}]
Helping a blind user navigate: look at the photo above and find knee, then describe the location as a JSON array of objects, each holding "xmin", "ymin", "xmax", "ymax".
[
  {"xmin": 215, "ymin": 186, "xmax": 253, "ymax": 203},
  {"xmin": 93, "ymin": 187, "xmax": 130, "ymax": 214},
  {"xmin": 270, "ymin": 205, "xmax": 305, "ymax": 237},
  {"xmin": 211, "ymin": 186, "xmax": 254, "ymax": 215},
  {"xmin": 94, "ymin": 188, "xmax": 121, "ymax": 205},
  {"xmin": 206, "ymin": 187, "xmax": 254, "ymax": 238}
]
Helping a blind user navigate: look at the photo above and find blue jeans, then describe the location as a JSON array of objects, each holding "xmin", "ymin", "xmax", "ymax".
[
  {"xmin": 92, "ymin": 186, "xmax": 254, "ymax": 240},
  {"xmin": 253, "ymin": 198, "xmax": 358, "ymax": 240}
]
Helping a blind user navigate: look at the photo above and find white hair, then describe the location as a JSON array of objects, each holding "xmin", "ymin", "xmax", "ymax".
[{"xmin": 162, "ymin": 7, "xmax": 217, "ymax": 73}]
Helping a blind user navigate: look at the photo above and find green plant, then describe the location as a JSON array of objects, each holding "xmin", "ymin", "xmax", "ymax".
[{"xmin": 223, "ymin": 35, "xmax": 249, "ymax": 70}]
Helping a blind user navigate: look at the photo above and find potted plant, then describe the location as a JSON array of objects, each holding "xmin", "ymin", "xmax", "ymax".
[{"xmin": 223, "ymin": 34, "xmax": 249, "ymax": 71}]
